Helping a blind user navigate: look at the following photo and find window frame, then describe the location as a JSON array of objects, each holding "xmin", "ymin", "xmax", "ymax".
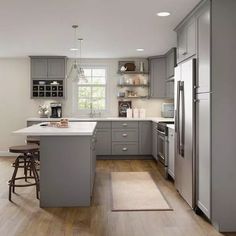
[{"xmin": 72, "ymin": 65, "xmax": 109, "ymax": 116}]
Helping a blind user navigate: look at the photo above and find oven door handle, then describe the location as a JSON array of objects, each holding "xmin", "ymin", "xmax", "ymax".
[{"xmin": 157, "ymin": 130, "xmax": 165, "ymax": 136}]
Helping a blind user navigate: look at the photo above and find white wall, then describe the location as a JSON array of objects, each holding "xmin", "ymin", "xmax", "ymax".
[{"xmin": 0, "ymin": 58, "xmax": 172, "ymax": 153}]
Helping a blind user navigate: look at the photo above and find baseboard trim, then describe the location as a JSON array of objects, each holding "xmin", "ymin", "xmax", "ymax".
[
  {"xmin": 0, "ymin": 151, "xmax": 17, "ymax": 157},
  {"xmin": 97, "ymin": 155, "xmax": 154, "ymax": 160}
]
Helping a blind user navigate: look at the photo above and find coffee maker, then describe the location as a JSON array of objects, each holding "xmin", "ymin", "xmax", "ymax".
[{"xmin": 50, "ymin": 103, "xmax": 62, "ymax": 118}]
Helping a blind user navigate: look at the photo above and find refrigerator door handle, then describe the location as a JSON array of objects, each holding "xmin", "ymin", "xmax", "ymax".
[
  {"xmin": 180, "ymin": 81, "xmax": 185, "ymax": 157},
  {"xmin": 176, "ymin": 81, "xmax": 181, "ymax": 155}
]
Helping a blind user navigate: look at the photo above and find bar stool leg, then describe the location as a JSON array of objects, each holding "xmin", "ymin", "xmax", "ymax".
[
  {"xmin": 9, "ymin": 157, "xmax": 20, "ymax": 201},
  {"xmin": 24, "ymin": 155, "xmax": 28, "ymax": 182},
  {"xmin": 29, "ymin": 156, "xmax": 40, "ymax": 199}
]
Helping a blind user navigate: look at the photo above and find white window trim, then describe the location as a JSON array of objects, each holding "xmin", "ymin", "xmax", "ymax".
[{"xmin": 72, "ymin": 65, "xmax": 110, "ymax": 117}]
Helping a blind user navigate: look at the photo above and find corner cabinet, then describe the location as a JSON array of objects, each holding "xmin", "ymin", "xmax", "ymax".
[
  {"xmin": 139, "ymin": 121, "xmax": 152, "ymax": 155},
  {"xmin": 176, "ymin": 18, "xmax": 196, "ymax": 63},
  {"xmin": 148, "ymin": 56, "xmax": 167, "ymax": 98}
]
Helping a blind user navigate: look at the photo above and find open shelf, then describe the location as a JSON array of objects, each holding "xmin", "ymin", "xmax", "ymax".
[
  {"xmin": 117, "ymin": 84, "xmax": 149, "ymax": 88},
  {"xmin": 117, "ymin": 71, "xmax": 149, "ymax": 75},
  {"xmin": 117, "ymin": 96, "xmax": 149, "ymax": 99}
]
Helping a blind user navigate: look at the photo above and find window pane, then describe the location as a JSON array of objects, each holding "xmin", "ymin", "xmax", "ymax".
[
  {"xmin": 92, "ymin": 98, "xmax": 106, "ymax": 110},
  {"xmin": 92, "ymin": 69, "xmax": 105, "ymax": 77},
  {"xmin": 92, "ymin": 76, "xmax": 106, "ymax": 84},
  {"xmin": 84, "ymin": 69, "xmax": 92, "ymax": 76},
  {"xmin": 92, "ymin": 87, "xmax": 105, "ymax": 98},
  {"xmin": 78, "ymin": 87, "xmax": 91, "ymax": 98},
  {"xmin": 78, "ymin": 99, "xmax": 91, "ymax": 109}
]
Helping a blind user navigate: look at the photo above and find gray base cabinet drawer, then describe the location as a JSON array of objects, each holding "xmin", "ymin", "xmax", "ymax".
[
  {"xmin": 112, "ymin": 129, "xmax": 138, "ymax": 142},
  {"xmin": 112, "ymin": 142, "xmax": 139, "ymax": 155},
  {"xmin": 112, "ymin": 121, "xmax": 138, "ymax": 129},
  {"xmin": 96, "ymin": 121, "xmax": 111, "ymax": 129}
]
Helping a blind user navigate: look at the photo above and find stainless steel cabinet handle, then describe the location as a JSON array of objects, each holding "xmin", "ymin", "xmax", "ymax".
[
  {"xmin": 122, "ymin": 147, "xmax": 128, "ymax": 151},
  {"xmin": 194, "ymin": 99, "xmax": 199, "ymax": 103},
  {"xmin": 122, "ymin": 123, "xmax": 127, "ymax": 127},
  {"xmin": 122, "ymin": 133, "xmax": 128, "ymax": 137}
]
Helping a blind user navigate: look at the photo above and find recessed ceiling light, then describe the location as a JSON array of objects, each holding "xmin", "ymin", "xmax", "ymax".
[
  {"xmin": 70, "ymin": 48, "xmax": 79, "ymax": 51},
  {"xmin": 157, "ymin": 12, "xmax": 170, "ymax": 17},
  {"xmin": 136, "ymin": 48, "xmax": 144, "ymax": 52}
]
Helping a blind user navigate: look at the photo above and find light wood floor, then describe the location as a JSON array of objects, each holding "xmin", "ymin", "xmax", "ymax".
[{"xmin": 0, "ymin": 157, "xmax": 235, "ymax": 236}]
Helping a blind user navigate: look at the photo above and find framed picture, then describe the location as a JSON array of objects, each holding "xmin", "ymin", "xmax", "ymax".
[{"xmin": 118, "ymin": 101, "xmax": 132, "ymax": 117}]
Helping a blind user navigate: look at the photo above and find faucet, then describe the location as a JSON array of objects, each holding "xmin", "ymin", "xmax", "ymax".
[{"xmin": 89, "ymin": 102, "xmax": 95, "ymax": 118}]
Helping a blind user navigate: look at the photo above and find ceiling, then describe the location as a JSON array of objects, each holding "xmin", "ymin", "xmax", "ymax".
[{"xmin": 0, "ymin": 0, "xmax": 201, "ymax": 58}]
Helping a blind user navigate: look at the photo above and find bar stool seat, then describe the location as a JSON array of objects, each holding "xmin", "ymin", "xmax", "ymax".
[
  {"xmin": 26, "ymin": 138, "xmax": 40, "ymax": 146},
  {"xmin": 8, "ymin": 144, "xmax": 40, "ymax": 201}
]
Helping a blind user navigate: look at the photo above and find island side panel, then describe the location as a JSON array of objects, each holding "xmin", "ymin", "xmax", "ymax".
[{"xmin": 40, "ymin": 136, "xmax": 91, "ymax": 207}]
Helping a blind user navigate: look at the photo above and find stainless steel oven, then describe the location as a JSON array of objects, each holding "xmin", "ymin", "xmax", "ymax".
[{"xmin": 157, "ymin": 121, "xmax": 174, "ymax": 178}]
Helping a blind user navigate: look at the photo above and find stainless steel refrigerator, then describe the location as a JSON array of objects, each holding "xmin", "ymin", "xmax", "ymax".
[{"xmin": 174, "ymin": 58, "xmax": 196, "ymax": 208}]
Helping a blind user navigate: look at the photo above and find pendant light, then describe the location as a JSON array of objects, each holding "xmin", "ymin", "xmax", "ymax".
[{"xmin": 67, "ymin": 25, "xmax": 86, "ymax": 82}]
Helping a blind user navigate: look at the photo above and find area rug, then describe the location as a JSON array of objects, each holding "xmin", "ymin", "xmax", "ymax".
[{"xmin": 111, "ymin": 172, "xmax": 172, "ymax": 211}]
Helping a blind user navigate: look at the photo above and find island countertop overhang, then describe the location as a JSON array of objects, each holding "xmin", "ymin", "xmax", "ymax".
[{"xmin": 13, "ymin": 122, "xmax": 97, "ymax": 136}]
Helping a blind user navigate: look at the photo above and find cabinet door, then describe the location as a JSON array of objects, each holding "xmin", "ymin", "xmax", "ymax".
[
  {"xmin": 168, "ymin": 128, "xmax": 175, "ymax": 179},
  {"xmin": 166, "ymin": 81, "xmax": 174, "ymax": 99},
  {"xmin": 152, "ymin": 122, "xmax": 158, "ymax": 160},
  {"xmin": 166, "ymin": 48, "xmax": 176, "ymax": 79},
  {"xmin": 90, "ymin": 136, "xmax": 96, "ymax": 195},
  {"xmin": 31, "ymin": 58, "xmax": 48, "ymax": 78},
  {"xmin": 177, "ymin": 27, "xmax": 187, "ymax": 63},
  {"xmin": 186, "ymin": 20, "xmax": 196, "ymax": 59},
  {"xmin": 149, "ymin": 57, "xmax": 166, "ymax": 98},
  {"xmin": 196, "ymin": 4, "xmax": 210, "ymax": 93},
  {"xmin": 48, "ymin": 58, "xmax": 65, "ymax": 79},
  {"xmin": 139, "ymin": 121, "xmax": 152, "ymax": 155},
  {"xmin": 96, "ymin": 129, "xmax": 111, "ymax": 155},
  {"xmin": 196, "ymin": 93, "xmax": 211, "ymax": 219}
]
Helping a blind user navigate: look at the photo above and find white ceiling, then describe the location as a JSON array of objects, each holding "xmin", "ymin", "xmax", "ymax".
[{"xmin": 0, "ymin": 0, "xmax": 201, "ymax": 58}]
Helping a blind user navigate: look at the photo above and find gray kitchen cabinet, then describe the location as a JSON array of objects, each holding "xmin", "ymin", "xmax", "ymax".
[
  {"xmin": 95, "ymin": 129, "xmax": 111, "ymax": 155},
  {"xmin": 90, "ymin": 134, "xmax": 96, "ymax": 195},
  {"xmin": 176, "ymin": 18, "xmax": 196, "ymax": 63},
  {"xmin": 196, "ymin": 93, "xmax": 211, "ymax": 219},
  {"xmin": 168, "ymin": 127, "xmax": 175, "ymax": 179},
  {"xmin": 47, "ymin": 58, "xmax": 66, "ymax": 79},
  {"xmin": 139, "ymin": 121, "xmax": 152, "ymax": 155},
  {"xmin": 152, "ymin": 122, "xmax": 158, "ymax": 160},
  {"xmin": 112, "ymin": 129, "xmax": 138, "ymax": 142},
  {"xmin": 166, "ymin": 48, "xmax": 177, "ymax": 79},
  {"xmin": 166, "ymin": 81, "xmax": 174, "ymax": 99},
  {"xmin": 112, "ymin": 142, "xmax": 139, "ymax": 155},
  {"xmin": 31, "ymin": 58, "xmax": 48, "ymax": 79},
  {"xmin": 148, "ymin": 56, "xmax": 166, "ymax": 98},
  {"xmin": 196, "ymin": 2, "xmax": 210, "ymax": 93}
]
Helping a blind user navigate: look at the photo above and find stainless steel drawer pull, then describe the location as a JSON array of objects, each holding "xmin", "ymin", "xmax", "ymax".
[
  {"xmin": 122, "ymin": 134, "xmax": 128, "ymax": 137},
  {"xmin": 122, "ymin": 123, "xmax": 127, "ymax": 126},
  {"xmin": 122, "ymin": 147, "xmax": 128, "ymax": 151}
]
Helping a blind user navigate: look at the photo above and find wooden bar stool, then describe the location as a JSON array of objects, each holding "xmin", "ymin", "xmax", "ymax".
[
  {"xmin": 26, "ymin": 137, "xmax": 40, "ymax": 146},
  {"xmin": 8, "ymin": 144, "xmax": 40, "ymax": 201}
]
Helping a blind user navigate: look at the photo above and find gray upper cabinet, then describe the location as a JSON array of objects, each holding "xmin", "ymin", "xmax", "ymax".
[
  {"xmin": 149, "ymin": 56, "xmax": 166, "ymax": 98},
  {"xmin": 166, "ymin": 48, "xmax": 177, "ymax": 79},
  {"xmin": 166, "ymin": 81, "xmax": 174, "ymax": 99},
  {"xmin": 31, "ymin": 58, "xmax": 48, "ymax": 79},
  {"xmin": 176, "ymin": 18, "xmax": 196, "ymax": 63},
  {"xmin": 196, "ymin": 3, "xmax": 210, "ymax": 93},
  {"xmin": 30, "ymin": 56, "xmax": 67, "ymax": 80},
  {"xmin": 48, "ymin": 58, "xmax": 66, "ymax": 79},
  {"xmin": 139, "ymin": 121, "xmax": 152, "ymax": 155}
]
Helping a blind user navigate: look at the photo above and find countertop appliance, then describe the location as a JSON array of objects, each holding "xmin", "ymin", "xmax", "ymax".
[
  {"xmin": 161, "ymin": 103, "xmax": 174, "ymax": 118},
  {"xmin": 157, "ymin": 121, "xmax": 174, "ymax": 179},
  {"xmin": 174, "ymin": 58, "xmax": 196, "ymax": 209},
  {"xmin": 50, "ymin": 103, "xmax": 62, "ymax": 118}
]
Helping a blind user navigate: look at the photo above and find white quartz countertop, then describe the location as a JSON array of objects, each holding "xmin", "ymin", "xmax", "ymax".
[
  {"xmin": 14, "ymin": 122, "xmax": 97, "ymax": 136},
  {"xmin": 27, "ymin": 117, "xmax": 174, "ymax": 123},
  {"xmin": 167, "ymin": 124, "xmax": 175, "ymax": 130}
]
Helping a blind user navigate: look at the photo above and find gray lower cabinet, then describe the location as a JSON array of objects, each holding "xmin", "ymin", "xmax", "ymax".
[
  {"xmin": 112, "ymin": 142, "xmax": 139, "ymax": 155},
  {"xmin": 112, "ymin": 129, "xmax": 138, "ymax": 142},
  {"xmin": 90, "ymin": 135, "xmax": 96, "ymax": 195},
  {"xmin": 139, "ymin": 121, "xmax": 152, "ymax": 155},
  {"xmin": 152, "ymin": 122, "xmax": 158, "ymax": 160},
  {"xmin": 149, "ymin": 56, "xmax": 167, "ymax": 98},
  {"xmin": 196, "ymin": 93, "xmax": 211, "ymax": 219},
  {"xmin": 96, "ymin": 129, "xmax": 112, "ymax": 155}
]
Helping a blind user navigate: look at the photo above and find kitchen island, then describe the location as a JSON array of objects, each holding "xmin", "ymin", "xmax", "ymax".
[{"xmin": 14, "ymin": 122, "xmax": 97, "ymax": 208}]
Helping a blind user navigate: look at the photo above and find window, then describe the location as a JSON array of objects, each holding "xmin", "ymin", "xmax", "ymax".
[{"xmin": 73, "ymin": 67, "xmax": 108, "ymax": 114}]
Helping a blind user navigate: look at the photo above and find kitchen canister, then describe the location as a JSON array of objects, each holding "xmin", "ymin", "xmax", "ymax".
[
  {"xmin": 139, "ymin": 108, "xmax": 146, "ymax": 118},
  {"xmin": 133, "ymin": 108, "xmax": 139, "ymax": 118},
  {"xmin": 126, "ymin": 108, "xmax": 133, "ymax": 118}
]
